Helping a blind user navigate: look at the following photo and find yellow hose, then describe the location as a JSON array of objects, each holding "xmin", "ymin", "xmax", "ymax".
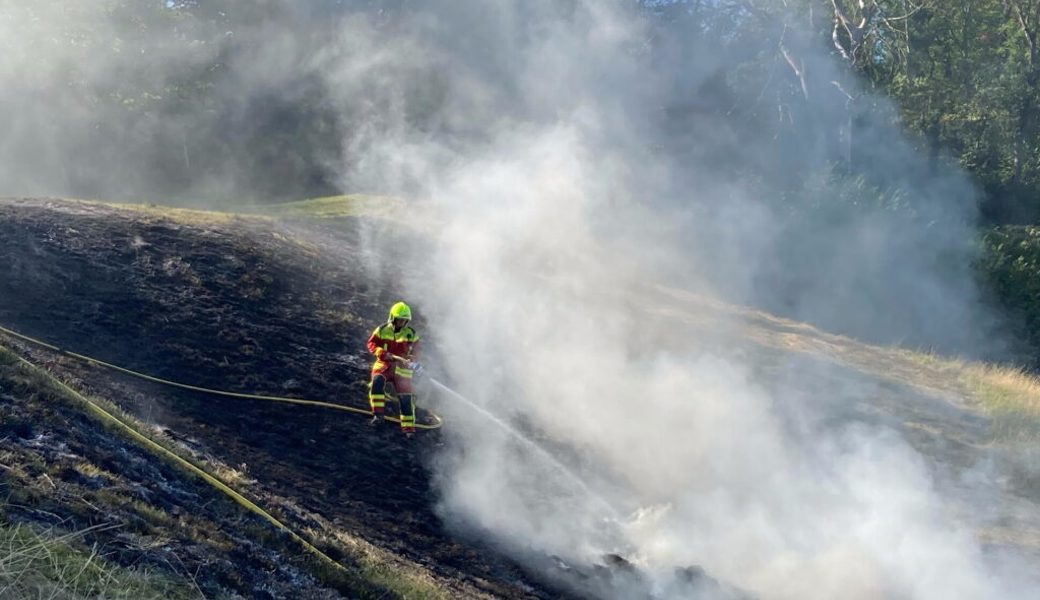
[
  {"xmin": 0, "ymin": 323, "xmax": 441, "ymax": 430},
  {"xmin": 8, "ymin": 351, "xmax": 350, "ymax": 576}
]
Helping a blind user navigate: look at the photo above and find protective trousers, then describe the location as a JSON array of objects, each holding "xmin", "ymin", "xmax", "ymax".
[{"xmin": 369, "ymin": 369, "xmax": 416, "ymax": 434}]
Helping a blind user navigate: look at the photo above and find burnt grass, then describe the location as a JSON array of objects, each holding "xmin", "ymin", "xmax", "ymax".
[
  {"xmin": 0, "ymin": 198, "xmax": 570, "ymax": 599},
  {"xmin": 0, "ymin": 347, "xmax": 342, "ymax": 599}
]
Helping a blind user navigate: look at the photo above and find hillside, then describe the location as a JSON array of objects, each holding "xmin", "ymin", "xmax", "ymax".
[
  {"xmin": 0, "ymin": 197, "xmax": 568, "ymax": 598},
  {"xmin": 2, "ymin": 197, "xmax": 1040, "ymax": 597}
]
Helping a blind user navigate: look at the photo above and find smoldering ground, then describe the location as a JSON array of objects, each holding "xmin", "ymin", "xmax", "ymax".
[
  {"xmin": 4, "ymin": 1, "xmax": 1036, "ymax": 598},
  {"xmin": 331, "ymin": 2, "xmax": 1036, "ymax": 598}
]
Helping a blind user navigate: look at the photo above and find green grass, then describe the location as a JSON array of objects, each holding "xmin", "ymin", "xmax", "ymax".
[
  {"xmin": 0, "ymin": 523, "xmax": 199, "ymax": 600},
  {"xmin": 267, "ymin": 194, "xmax": 405, "ymax": 219}
]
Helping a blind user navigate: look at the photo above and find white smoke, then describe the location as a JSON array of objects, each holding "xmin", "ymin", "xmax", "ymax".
[
  {"xmin": 321, "ymin": 2, "xmax": 1034, "ymax": 598},
  {"xmin": 406, "ymin": 118, "xmax": 1018, "ymax": 598},
  {"xmin": 4, "ymin": 1, "xmax": 1035, "ymax": 597}
]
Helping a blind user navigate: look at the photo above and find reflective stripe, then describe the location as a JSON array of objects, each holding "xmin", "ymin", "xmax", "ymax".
[
  {"xmin": 375, "ymin": 324, "xmax": 421, "ymax": 342},
  {"xmin": 396, "ymin": 368, "xmax": 413, "ymax": 378},
  {"xmin": 369, "ymin": 394, "xmax": 385, "ymax": 400}
]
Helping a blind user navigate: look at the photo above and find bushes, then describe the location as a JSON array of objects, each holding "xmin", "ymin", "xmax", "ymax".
[{"xmin": 979, "ymin": 226, "xmax": 1040, "ymax": 357}]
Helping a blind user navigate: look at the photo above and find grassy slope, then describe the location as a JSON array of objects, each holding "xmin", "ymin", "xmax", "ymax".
[
  {"xmin": 652, "ymin": 283, "xmax": 1040, "ymax": 441},
  {"xmin": 0, "ymin": 196, "xmax": 494, "ymax": 599},
  {"xmin": 0, "ymin": 522, "xmax": 194, "ymax": 600},
  {"xmin": 266, "ymin": 194, "xmax": 407, "ymax": 219},
  {"xmin": 5, "ymin": 196, "xmax": 1040, "ymax": 591},
  {"xmin": 0, "ymin": 345, "xmax": 201, "ymax": 599},
  {"xmin": 98, "ymin": 195, "xmax": 1040, "ymax": 487},
  {"xmin": 82, "ymin": 194, "xmax": 401, "ymax": 220},
  {"xmin": 51, "ymin": 195, "xmax": 1040, "ymax": 434},
  {"xmin": 0, "ymin": 338, "xmax": 450, "ymax": 599}
]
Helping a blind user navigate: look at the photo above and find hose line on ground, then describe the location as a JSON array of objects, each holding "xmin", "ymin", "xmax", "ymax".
[
  {"xmin": 8, "ymin": 350, "xmax": 351, "ymax": 577},
  {"xmin": 0, "ymin": 323, "xmax": 441, "ymax": 430}
]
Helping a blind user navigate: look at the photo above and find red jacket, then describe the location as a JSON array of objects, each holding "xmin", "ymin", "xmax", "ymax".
[{"xmin": 366, "ymin": 321, "xmax": 421, "ymax": 375}]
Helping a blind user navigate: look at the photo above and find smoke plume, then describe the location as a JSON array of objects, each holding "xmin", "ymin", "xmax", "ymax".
[{"xmin": 4, "ymin": 1, "xmax": 1034, "ymax": 598}]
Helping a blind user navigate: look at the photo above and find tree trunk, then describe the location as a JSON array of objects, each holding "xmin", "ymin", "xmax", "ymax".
[{"xmin": 1004, "ymin": 0, "xmax": 1040, "ymax": 188}]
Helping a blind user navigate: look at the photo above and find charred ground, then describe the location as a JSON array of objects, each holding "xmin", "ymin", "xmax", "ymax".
[
  {"xmin": 0, "ymin": 197, "xmax": 570, "ymax": 599},
  {"xmin": 3, "ymin": 197, "xmax": 1040, "ymax": 598}
]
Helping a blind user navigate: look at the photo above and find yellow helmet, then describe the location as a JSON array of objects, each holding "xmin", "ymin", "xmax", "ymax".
[{"xmin": 388, "ymin": 301, "xmax": 412, "ymax": 321}]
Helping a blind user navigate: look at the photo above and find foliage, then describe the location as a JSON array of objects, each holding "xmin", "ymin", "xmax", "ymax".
[
  {"xmin": 808, "ymin": 0, "xmax": 1040, "ymax": 223},
  {"xmin": 2, "ymin": 1, "xmax": 344, "ymax": 203},
  {"xmin": 980, "ymin": 225, "xmax": 1040, "ymax": 354},
  {"xmin": 880, "ymin": 1, "xmax": 1040, "ymax": 223},
  {"xmin": 7, "ymin": 0, "xmax": 1039, "ymax": 220},
  {"xmin": 646, "ymin": 1, "xmax": 1040, "ymax": 222}
]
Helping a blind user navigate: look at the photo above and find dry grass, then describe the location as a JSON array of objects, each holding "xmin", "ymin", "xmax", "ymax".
[
  {"xmin": 323, "ymin": 529, "xmax": 453, "ymax": 600},
  {"xmin": 962, "ymin": 362, "xmax": 1040, "ymax": 413},
  {"xmin": 85, "ymin": 199, "xmax": 271, "ymax": 227},
  {"xmin": 0, "ymin": 523, "xmax": 197, "ymax": 600},
  {"xmin": 791, "ymin": 328, "xmax": 1040, "ymax": 441},
  {"xmin": 958, "ymin": 362, "xmax": 1040, "ymax": 441},
  {"xmin": 85, "ymin": 195, "xmax": 399, "ymax": 221},
  {"xmin": 210, "ymin": 462, "xmax": 257, "ymax": 489},
  {"xmin": 813, "ymin": 336, "xmax": 1040, "ymax": 442},
  {"xmin": 650, "ymin": 284, "xmax": 1040, "ymax": 442}
]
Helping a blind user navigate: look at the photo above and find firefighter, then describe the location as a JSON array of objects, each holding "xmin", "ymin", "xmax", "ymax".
[{"xmin": 366, "ymin": 301, "xmax": 422, "ymax": 435}]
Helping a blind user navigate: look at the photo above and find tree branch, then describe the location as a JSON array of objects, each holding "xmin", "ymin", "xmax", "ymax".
[
  {"xmin": 832, "ymin": 15, "xmax": 854, "ymax": 62},
  {"xmin": 1005, "ymin": 0, "xmax": 1038, "ymax": 66},
  {"xmin": 781, "ymin": 39, "xmax": 810, "ymax": 99}
]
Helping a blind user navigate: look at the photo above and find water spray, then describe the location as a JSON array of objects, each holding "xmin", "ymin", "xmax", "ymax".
[{"xmin": 429, "ymin": 377, "xmax": 621, "ymax": 522}]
